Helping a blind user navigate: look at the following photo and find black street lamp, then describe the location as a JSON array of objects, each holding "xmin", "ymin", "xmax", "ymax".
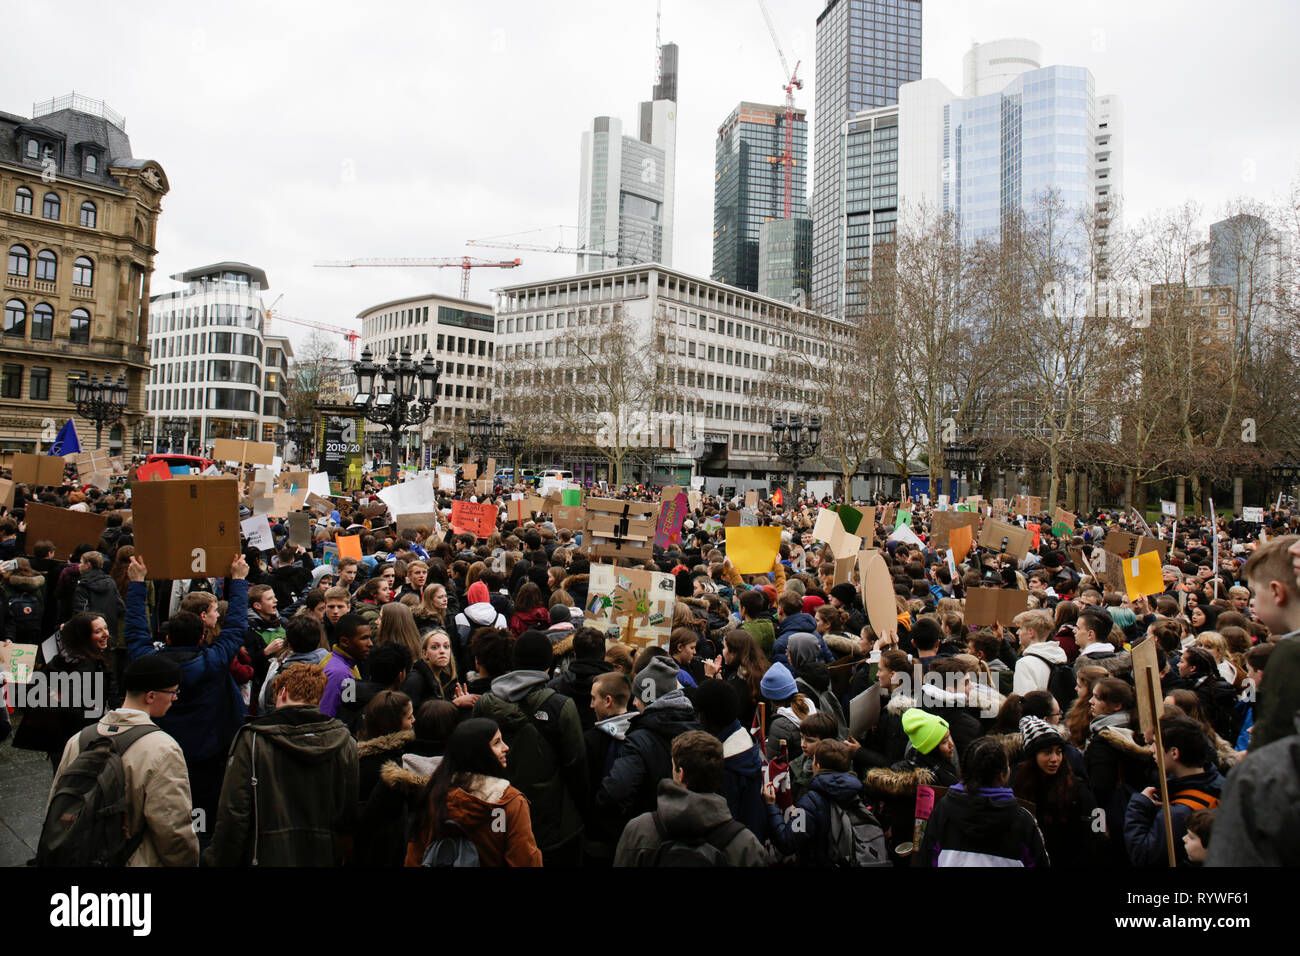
[
  {"xmin": 502, "ymin": 432, "xmax": 526, "ymax": 483},
  {"xmin": 73, "ymin": 372, "xmax": 129, "ymax": 449},
  {"xmin": 1271, "ymin": 457, "xmax": 1300, "ymax": 507},
  {"xmin": 352, "ymin": 346, "xmax": 440, "ymax": 482},
  {"xmin": 286, "ymin": 417, "xmax": 314, "ymax": 465},
  {"xmin": 162, "ymin": 416, "xmax": 188, "ymax": 454},
  {"xmin": 771, "ymin": 411, "xmax": 821, "ymax": 496},
  {"xmin": 943, "ymin": 442, "xmax": 978, "ymax": 499}
]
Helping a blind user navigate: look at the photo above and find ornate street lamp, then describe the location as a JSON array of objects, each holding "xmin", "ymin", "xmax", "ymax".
[
  {"xmin": 771, "ymin": 411, "xmax": 821, "ymax": 496},
  {"xmin": 944, "ymin": 442, "xmax": 979, "ymax": 498},
  {"xmin": 1271, "ymin": 457, "xmax": 1300, "ymax": 508},
  {"xmin": 162, "ymin": 416, "xmax": 188, "ymax": 454},
  {"xmin": 502, "ymin": 432, "xmax": 526, "ymax": 483},
  {"xmin": 73, "ymin": 371, "xmax": 129, "ymax": 449},
  {"xmin": 352, "ymin": 346, "xmax": 440, "ymax": 482},
  {"xmin": 286, "ymin": 417, "xmax": 314, "ymax": 465}
]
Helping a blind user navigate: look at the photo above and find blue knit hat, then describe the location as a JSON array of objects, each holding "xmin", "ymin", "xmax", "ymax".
[{"xmin": 760, "ymin": 661, "xmax": 798, "ymax": 701}]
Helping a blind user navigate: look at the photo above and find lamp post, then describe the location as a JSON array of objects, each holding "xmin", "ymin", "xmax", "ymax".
[
  {"xmin": 502, "ymin": 432, "xmax": 526, "ymax": 485},
  {"xmin": 162, "ymin": 416, "xmax": 188, "ymax": 454},
  {"xmin": 1271, "ymin": 458, "xmax": 1300, "ymax": 509},
  {"xmin": 352, "ymin": 346, "xmax": 440, "ymax": 483},
  {"xmin": 73, "ymin": 372, "xmax": 129, "ymax": 450},
  {"xmin": 943, "ymin": 442, "xmax": 978, "ymax": 499},
  {"xmin": 771, "ymin": 412, "xmax": 821, "ymax": 497},
  {"xmin": 286, "ymin": 417, "xmax": 314, "ymax": 466}
]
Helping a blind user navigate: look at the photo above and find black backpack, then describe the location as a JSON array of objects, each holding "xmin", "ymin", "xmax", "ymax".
[
  {"xmin": 823, "ymin": 796, "xmax": 890, "ymax": 867},
  {"xmin": 36, "ymin": 723, "xmax": 161, "ymax": 867},
  {"xmin": 7, "ymin": 592, "xmax": 42, "ymax": 643},
  {"xmin": 649, "ymin": 812, "xmax": 747, "ymax": 866},
  {"xmin": 420, "ymin": 819, "xmax": 481, "ymax": 868},
  {"xmin": 1045, "ymin": 660, "xmax": 1078, "ymax": 712}
]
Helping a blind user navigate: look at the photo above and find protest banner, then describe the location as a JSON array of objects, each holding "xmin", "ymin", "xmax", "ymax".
[
  {"xmin": 288, "ymin": 512, "xmax": 313, "ymax": 549},
  {"xmin": 10, "ymin": 453, "xmax": 66, "ymax": 487},
  {"xmin": 1121, "ymin": 550, "xmax": 1164, "ymax": 601},
  {"xmin": 135, "ymin": 459, "xmax": 172, "ymax": 483},
  {"xmin": 930, "ymin": 511, "xmax": 981, "ymax": 551},
  {"xmin": 813, "ymin": 508, "xmax": 862, "ymax": 559},
  {"xmin": 724, "ymin": 527, "xmax": 781, "ymax": 574},
  {"xmin": 24, "ymin": 502, "xmax": 107, "ymax": 561},
  {"xmin": 132, "ymin": 478, "xmax": 241, "ymax": 580},
  {"xmin": 948, "ymin": 524, "xmax": 974, "ymax": 565},
  {"xmin": 963, "ymin": 588, "xmax": 1030, "ymax": 628},
  {"xmin": 0, "ymin": 641, "xmax": 38, "ymax": 683},
  {"xmin": 978, "ymin": 518, "xmax": 1033, "ymax": 560},
  {"xmin": 553, "ymin": 505, "xmax": 585, "ymax": 531},
  {"xmin": 335, "ymin": 534, "xmax": 362, "ymax": 561},
  {"xmin": 1103, "ymin": 529, "xmax": 1170, "ymax": 564},
  {"xmin": 212, "ymin": 438, "xmax": 276, "ymax": 467},
  {"xmin": 654, "ymin": 485, "xmax": 688, "ymax": 549},
  {"xmin": 450, "ymin": 500, "xmax": 498, "ymax": 539},
  {"xmin": 240, "ymin": 515, "xmax": 275, "ymax": 552},
  {"xmin": 583, "ymin": 563, "xmax": 676, "ymax": 649}
]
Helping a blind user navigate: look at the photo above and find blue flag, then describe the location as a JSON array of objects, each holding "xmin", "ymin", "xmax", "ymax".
[{"xmin": 49, "ymin": 419, "xmax": 81, "ymax": 456}]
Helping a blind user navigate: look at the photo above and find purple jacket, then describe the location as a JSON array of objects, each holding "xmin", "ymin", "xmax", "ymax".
[{"xmin": 319, "ymin": 646, "xmax": 360, "ymax": 718}]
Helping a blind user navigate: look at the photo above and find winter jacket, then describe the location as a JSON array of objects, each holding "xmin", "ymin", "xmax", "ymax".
[
  {"xmin": 596, "ymin": 689, "xmax": 701, "ymax": 823},
  {"xmin": 549, "ymin": 657, "xmax": 616, "ymax": 730},
  {"xmin": 741, "ymin": 618, "xmax": 775, "ymax": 659},
  {"xmin": 11, "ymin": 643, "xmax": 116, "ymax": 755},
  {"xmin": 258, "ymin": 648, "xmax": 329, "ymax": 715},
  {"xmin": 921, "ymin": 783, "xmax": 1049, "ymax": 867},
  {"xmin": 3, "ymin": 570, "xmax": 46, "ymax": 643},
  {"xmin": 1207, "ymin": 712, "xmax": 1300, "ymax": 866},
  {"xmin": 472, "ymin": 670, "xmax": 586, "ymax": 852},
  {"xmin": 404, "ymin": 774, "xmax": 543, "ymax": 867},
  {"xmin": 49, "ymin": 708, "xmax": 198, "ymax": 866},
  {"xmin": 863, "ymin": 744, "xmax": 960, "ymax": 864},
  {"xmin": 72, "ymin": 567, "xmax": 125, "ymax": 632},
  {"xmin": 718, "ymin": 722, "xmax": 768, "ymax": 839},
  {"xmin": 508, "ymin": 605, "xmax": 551, "ymax": 639},
  {"xmin": 773, "ymin": 613, "xmax": 833, "ymax": 665},
  {"xmin": 1124, "ymin": 766, "xmax": 1224, "ymax": 867},
  {"xmin": 359, "ymin": 744, "xmax": 446, "ymax": 867},
  {"xmin": 126, "ymin": 579, "xmax": 249, "ymax": 764},
  {"xmin": 1013, "ymin": 641, "xmax": 1068, "ymax": 696},
  {"xmin": 319, "ymin": 645, "xmax": 361, "ymax": 719},
  {"xmin": 1250, "ymin": 631, "xmax": 1300, "ymax": 751},
  {"xmin": 454, "ymin": 601, "xmax": 507, "ymax": 660},
  {"xmin": 202, "ymin": 705, "xmax": 358, "ymax": 867},
  {"xmin": 357, "ymin": 728, "xmax": 415, "ymax": 806},
  {"xmin": 765, "ymin": 770, "xmax": 869, "ymax": 866},
  {"xmin": 1011, "ymin": 759, "xmax": 1102, "ymax": 867},
  {"xmin": 857, "ymin": 692, "xmax": 914, "ymax": 771},
  {"xmin": 1085, "ymin": 714, "xmax": 1155, "ymax": 865},
  {"xmin": 400, "ymin": 658, "xmax": 457, "ymax": 710},
  {"xmin": 614, "ymin": 779, "xmax": 768, "ymax": 866}
]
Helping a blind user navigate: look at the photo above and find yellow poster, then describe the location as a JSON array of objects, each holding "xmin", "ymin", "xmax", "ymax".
[
  {"xmin": 725, "ymin": 527, "xmax": 782, "ymax": 574},
  {"xmin": 1122, "ymin": 549, "xmax": 1164, "ymax": 601}
]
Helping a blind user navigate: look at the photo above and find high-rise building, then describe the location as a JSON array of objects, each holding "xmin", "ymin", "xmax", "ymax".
[
  {"xmin": 835, "ymin": 103, "xmax": 899, "ymax": 318},
  {"xmin": 758, "ymin": 218, "xmax": 813, "ymax": 303},
  {"xmin": 898, "ymin": 39, "xmax": 1123, "ymax": 252},
  {"xmin": 811, "ymin": 0, "xmax": 922, "ymax": 314},
  {"xmin": 577, "ymin": 43, "xmax": 679, "ymax": 273},
  {"xmin": 1, "ymin": 93, "xmax": 168, "ymax": 453},
  {"xmin": 712, "ymin": 102, "xmax": 808, "ymax": 292}
]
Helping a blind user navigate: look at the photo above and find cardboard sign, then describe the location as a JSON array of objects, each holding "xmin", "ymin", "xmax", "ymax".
[
  {"xmin": 0, "ymin": 477, "xmax": 14, "ymax": 510},
  {"xmin": 725, "ymin": 527, "xmax": 781, "ymax": 574},
  {"xmin": 562, "ymin": 488, "xmax": 582, "ymax": 507},
  {"xmin": 964, "ymin": 588, "xmax": 1029, "ymax": 627},
  {"xmin": 462, "ymin": 462, "xmax": 478, "ymax": 481},
  {"xmin": 583, "ymin": 563, "xmax": 676, "ymax": 649},
  {"xmin": 813, "ymin": 508, "xmax": 862, "ymax": 559},
  {"xmin": 584, "ymin": 498, "xmax": 660, "ymax": 560},
  {"xmin": 1242, "ymin": 506, "xmax": 1264, "ymax": 523},
  {"xmin": 857, "ymin": 549, "xmax": 897, "ymax": 640},
  {"xmin": 744, "ymin": 490, "xmax": 759, "ymax": 509},
  {"xmin": 978, "ymin": 518, "xmax": 1033, "ymax": 560},
  {"xmin": 833, "ymin": 552, "xmax": 857, "ymax": 586},
  {"xmin": 506, "ymin": 497, "xmax": 543, "ymax": 524},
  {"xmin": 1090, "ymin": 549, "xmax": 1128, "ymax": 593},
  {"xmin": 0, "ymin": 641, "xmax": 38, "ymax": 683},
  {"xmin": 305, "ymin": 492, "xmax": 332, "ymax": 515},
  {"xmin": 1103, "ymin": 530, "xmax": 1169, "ymax": 564},
  {"xmin": 273, "ymin": 487, "xmax": 309, "ymax": 515},
  {"xmin": 396, "ymin": 512, "xmax": 439, "ymax": 534},
  {"xmin": 475, "ymin": 477, "xmax": 490, "ymax": 497},
  {"xmin": 486, "ymin": 458, "xmax": 496, "ymax": 479},
  {"xmin": 1028, "ymin": 522, "xmax": 1041, "ymax": 550},
  {"xmin": 241, "ymin": 515, "xmax": 276, "ymax": 552},
  {"xmin": 739, "ymin": 508, "xmax": 759, "ymax": 527},
  {"xmin": 24, "ymin": 502, "xmax": 107, "ymax": 560},
  {"xmin": 687, "ymin": 490, "xmax": 702, "ymax": 512},
  {"xmin": 451, "ymin": 500, "xmax": 498, "ymax": 538},
  {"xmin": 553, "ymin": 505, "xmax": 585, "ymax": 531},
  {"xmin": 1054, "ymin": 507, "xmax": 1077, "ymax": 531},
  {"xmin": 213, "ymin": 438, "xmax": 276, "ymax": 466},
  {"xmin": 436, "ymin": 471, "xmax": 455, "ymax": 492},
  {"xmin": 834, "ymin": 505, "xmax": 876, "ymax": 538},
  {"xmin": 654, "ymin": 486, "xmax": 689, "ymax": 549},
  {"xmin": 131, "ymin": 478, "xmax": 241, "ymax": 580},
  {"xmin": 948, "ymin": 524, "xmax": 974, "ymax": 565},
  {"xmin": 11, "ymin": 453, "xmax": 66, "ymax": 487},
  {"xmin": 288, "ymin": 512, "xmax": 313, "ymax": 549},
  {"xmin": 1132, "ymin": 637, "xmax": 1162, "ymax": 737},
  {"xmin": 278, "ymin": 471, "xmax": 309, "ymax": 494},
  {"xmin": 724, "ymin": 510, "xmax": 741, "ymax": 528},
  {"xmin": 1013, "ymin": 494, "xmax": 1043, "ymax": 516},
  {"xmin": 848, "ymin": 684, "xmax": 881, "ymax": 740},
  {"xmin": 930, "ymin": 511, "xmax": 981, "ymax": 550},
  {"xmin": 135, "ymin": 460, "xmax": 172, "ymax": 482},
  {"xmin": 1122, "ymin": 550, "xmax": 1164, "ymax": 601},
  {"xmin": 1160, "ymin": 500, "xmax": 1178, "ymax": 519}
]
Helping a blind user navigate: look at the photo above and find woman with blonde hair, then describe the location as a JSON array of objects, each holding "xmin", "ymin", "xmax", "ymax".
[
  {"xmin": 402, "ymin": 628, "xmax": 475, "ymax": 710},
  {"xmin": 376, "ymin": 601, "xmax": 424, "ymax": 664},
  {"xmin": 415, "ymin": 582, "xmax": 449, "ymax": 633},
  {"xmin": 1194, "ymin": 632, "xmax": 1239, "ymax": 686}
]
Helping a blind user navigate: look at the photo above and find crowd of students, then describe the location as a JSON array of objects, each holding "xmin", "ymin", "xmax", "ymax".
[{"xmin": 3, "ymin": 470, "xmax": 1298, "ymax": 868}]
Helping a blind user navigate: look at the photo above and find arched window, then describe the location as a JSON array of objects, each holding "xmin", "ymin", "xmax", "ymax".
[
  {"xmin": 72, "ymin": 256, "xmax": 94, "ymax": 288},
  {"xmin": 32, "ymin": 303, "xmax": 54, "ymax": 341},
  {"xmin": 79, "ymin": 201, "xmax": 96, "ymax": 228},
  {"xmin": 4, "ymin": 299, "xmax": 26, "ymax": 336},
  {"xmin": 42, "ymin": 192, "xmax": 60, "ymax": 220},
  {"xmin": 69, "ymin": 308, "xmax": 91, "ymax": 345},
  {"xmin": 84, "ymin": 154, "xmax": 97, "ymax": 174},
  {"xmin": 6, "ymin": 245, "xmax": 29, "ymax": 277},
  {"xmin": 13, "ymin": 187, "xmax": 32, "ymax": 215},
  {"xmin": 35, "ymin": 250, "xmax": 57, "ymax": 282}
]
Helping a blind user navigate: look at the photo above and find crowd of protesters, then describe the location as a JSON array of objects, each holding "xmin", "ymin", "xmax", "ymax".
[{"xmin": 2, "ymin": 462, "xmax": 1298, "ymax": 869}]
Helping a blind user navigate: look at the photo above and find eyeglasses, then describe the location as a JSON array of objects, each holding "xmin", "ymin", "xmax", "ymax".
[{"xmin": 156, "ymin": 688, "xmax": 180, "ymax": 699}]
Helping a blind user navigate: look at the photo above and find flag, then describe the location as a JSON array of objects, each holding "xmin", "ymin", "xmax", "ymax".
[
  {"xmin": 772, "ymin": 488, "xmax": 783, "ymax": 507},
  {"xmin": 48, "ymin": 419, "xmax": 80, "ymax": 456}
]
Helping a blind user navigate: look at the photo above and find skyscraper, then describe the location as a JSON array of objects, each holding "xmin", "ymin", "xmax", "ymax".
[
  {"xmin": 712, "ymin": 101, "xmax": 808, "ymax": 292},
  {"xmin": 811, "ymin": 0, "xmax": 922, "ymax": 314},
  {"xmin": 577, "ymin": 42, "xmax": 679, "ymax": 272}
]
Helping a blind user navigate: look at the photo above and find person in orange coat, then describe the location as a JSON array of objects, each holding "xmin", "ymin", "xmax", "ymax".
[{"xmin": 405, "ymin": 717, "xmax": 543, "ymax": 867}]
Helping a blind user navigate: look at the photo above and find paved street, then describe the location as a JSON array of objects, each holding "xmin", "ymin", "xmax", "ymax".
[{"xmin": 0, "ymin": 720, "xmax": 52, "ymax": 867}]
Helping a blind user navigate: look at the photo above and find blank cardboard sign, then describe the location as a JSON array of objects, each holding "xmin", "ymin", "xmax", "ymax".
[
  {"xmin": 25, "ymin": 502, "xmax": 107, "ymax": 560},
  {"xmin": 11, "ymin": 453, "xmax": 66, "ymax": 487},
  {"xmin": 212, "ymin": 438, "xmax": 276, "ymax": 466},
  {"xmin": 964, "ymin": 588, "xmax": 1030, "ymax": 627},
  {"xmin": 857, "ymin": 549, "xmax": 897, "ymax": 639},
  {"xmin": 930, "ymin": 511, "xmax": 981, "ymax": 550},
  {"xmin": 132, "ymin": 478, "xmax": 241, "ymax": 580},
  {"xmin": 978, "ymin": 518, "xmax": 1033, "ymax": 559}
]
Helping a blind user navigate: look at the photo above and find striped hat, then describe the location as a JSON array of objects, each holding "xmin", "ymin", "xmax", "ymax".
[{"xmin": 1020, "ymin": 715, "xmax": 1064, "ymax": 758}]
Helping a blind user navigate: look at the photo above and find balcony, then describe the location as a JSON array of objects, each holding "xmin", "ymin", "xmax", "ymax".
[
  {"xmin": 71, "ymin": 285, "xmax": 95, "ymax": 300},
  {"xmin": 4, "ymin": 275, "xmax": 30, "ymax": 292},
  {"xmin": 34, "ymin": 279, "xmax": 56, "ymax": 294}
]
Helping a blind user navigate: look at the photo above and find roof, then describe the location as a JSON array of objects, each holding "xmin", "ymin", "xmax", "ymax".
[
  {"xmin": 169, "ymin": 262, "xmax": 270, "ymax": 288},
  {"xmin": 0, "ymin": 100, "xmax": 138, "ymax": 190}
]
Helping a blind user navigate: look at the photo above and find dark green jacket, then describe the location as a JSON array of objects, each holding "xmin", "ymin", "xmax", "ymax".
[
  {"xmin": 1251, "ymin": 630, "xmax": 1300, "ymax": 751},
  {"xmin": 473, "ymin": 670, "xmax": 586, "ymax": 852},
  {"xmin": 202, "ymin": 706, "xmax": 358, "ymax": 866}
]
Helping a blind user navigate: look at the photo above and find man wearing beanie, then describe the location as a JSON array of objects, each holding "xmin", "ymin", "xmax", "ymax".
[
  {"xmin": 47, "ymin": 655, "xmax": 198, "ymax": 866},
  {"xmin": 473, "ymin": 630, "xmax": 587, "ymax": 866},
  {"xmin": 596, "ymin": 654, "xmax": 702, "ymax": 830}
]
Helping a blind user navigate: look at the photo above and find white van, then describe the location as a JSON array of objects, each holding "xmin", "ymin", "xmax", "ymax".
[{"xmin": 539, "ymin": 469, "xmax": 573, "ymax": 483}]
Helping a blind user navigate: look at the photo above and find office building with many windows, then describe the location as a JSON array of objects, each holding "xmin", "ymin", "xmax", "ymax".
[
  {"xmin": 811, "ymin": 0, "xmax": 922, "ymax": 314},
  {"xmin": 712, "ymin": 101, "xmax": 808, "ymax": 292},
  {"xmin": 758, "ymin": 217, "xmax": 812, "ymax": 303},
  {"xmin": 1, "ymin": 93, "xmax": 168, "ymax": 453}
]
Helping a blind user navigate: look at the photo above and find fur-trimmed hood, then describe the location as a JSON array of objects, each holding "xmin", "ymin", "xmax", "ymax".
[
  {"xmin": 378, "ymin": 752, "xmax": 443, "ymax": 794},
  {"xmin": 560, "ymin": 573, "xmax": 588, "ymax": 592},
  {"xmin": 864, "ymin": 763, "xmax": 935, "ymax": 796},
  {"xmin": 885, "ymin": 693, "xmax": 916, "ymax": 716},
  {"xmin": 357, "ymin": 728, "xmax": 414, "ymax": 758},
  {"xmin": 5, "ymin": 572, "xmax": 45, "ymax": 593},
  {"xmin": 551, "ymin": 634, "xmax": 574, "ymax": 658},
  {"xmin": 1097, "ymin": 725, "xmax": 1151, "ymax": 757}
]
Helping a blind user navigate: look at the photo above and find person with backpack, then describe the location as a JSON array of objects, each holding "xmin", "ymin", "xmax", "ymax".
[
  {"xmin": 472, "ymin": 630, "xmax": 587, "ymax": 867},
  {"xmin": 72, "ymin": 551, "xmax": 125, "ymax": 637},
  {"xmin": 1123, "ymin": 714, "xmax": 1224, "ymax": 867},
  {"xmin": 763, "ymin": 738, "xmax": 889, "ymax": 866},
  {"xmin": 41, "ymin": 654, "xmax": 197, "ymax": 867},
  {"xmin": 3, "ymin": 558, "xmax": 46, "ymax": 644},
  {"xmin": 1011, "ymin": 609, "xmax": 1070, "ymax": 700},
  {"xmin": 405, "ymin": 717, "xmax": 542, "ymax": 867},
  {"xmin": 614, "ymin": 730, "xmax": 767, "ymax": 866}
]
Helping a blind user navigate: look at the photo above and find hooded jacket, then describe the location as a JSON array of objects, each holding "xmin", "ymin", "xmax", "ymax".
[
  {"xmin": 550, "ymin": 656, "xmax": 616, "ymax": 730},
  {"xmin": 1123, "ymin": 765, "xmax": 1224, "ymax": 867},
  {"xmin": 920, "ymin": 783, "xmax": 1050, "ymax": 867},
  {"xmin": 614, "ymin": 779, "xmax": 768, "ymax": 866},
  {"xmin": 773, "ymin": 613, "xmax": 833, "ymax": 665},
  {"xmin": 596, "ymin": 689, "xmax": 702, "ymax": 822},
  {"xmin": 1207, "ymin": 712, "xmax": 1300, "ymax": 866},
  {"xmin": 3, "ymin": 570, "xmax": 46, "ymax": 642},
  {"xmin": 358, "ymin": 742, "xmax": 447, "ymax": 867},
  {"xmin": 404, "ymin": 774, "xmax": 543, "ymax": 867},
  {"xmin": 472, "ymin": 669, "xmax": 586, "ymax": 851},
  {"xmin": 1013, "ymin": 641, "xmax": 1069, "ymax": 696},
  {"xmin": 72, "ymin": 567, "xmax": 125, "ymax": 630},
  {"xmin": 202, "ymin": 705, "xmax": 358, "ymax": 867},
  {"xmin": 719, "ymin": 722, "xmax": 768, "ymax": 839},
  {"xmin": 49, "ymin": 708, "xmax": 198, "ymax": 867},
  {"xmin": 454, "ymin": 583, "xmax": 508, "ymax": 651},
  {"xmin": 741, "ymin": 617, "xmax": 776, "ymax": 659},
  {"xmin": 766, "ymin": 770, "xmax": 868, "ymax": 866}
]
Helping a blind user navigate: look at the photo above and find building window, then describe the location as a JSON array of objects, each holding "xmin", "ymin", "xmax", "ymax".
[
  {"xmin": 79, "ymin": 201, "xmax": 97, "ymax": 228},
  {"xmin": 69, "ymin": 308, "xmax": 91, "ymax": 344},
  {"xmin": 7, "ymin": 245, "xmax": 29, "ymax": 277},
  {"xmin": 1, "ymin": 365, "xmax": 21, "ymax": 399},
  {"xmin": 29, "ymin": 367, "xmax": 49, "ymax": 400},
  {"xmin": 4, "ymin": 300, "xmax": 26, "ymax": 336},
  {"xmin": 32, "ymin": 303, "xmax": 53, "ymax": 340},
  {"xmin": 14, "ymin": 187, "xmax": 32, "ymax": 215},
  {"xmin": 66, "ymin": 370, "xmax": 87, "ymax": 402},
  {"xmin": 84, "ymin": 154, "xmax": 97, "ymax": 174},
  {"xmin": 42, "ymin": 192, "xmax": 60, "ymax": 220},
  {"xmin": 35, "ymin": 250, "xmax": 57, "ymax": 282},
  {"xmin": 72, "ymin": 257, "xmax": 94, "ymax": 287}
]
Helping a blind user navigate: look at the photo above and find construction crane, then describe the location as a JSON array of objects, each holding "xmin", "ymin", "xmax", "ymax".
[
  {"xmin": 467, "ymin": 226, "xmax": 617, "ymax": 262},
  {"xmin": 265, "ymin": 299, "xmax": 362, "ymax": 359},
  {"xmin": 313, "ymin": 256, "xmax": 521, "ymax": 301},
  {"xmin": 758, "ymin": 0, "xmax": 803, "ymax": 220}
]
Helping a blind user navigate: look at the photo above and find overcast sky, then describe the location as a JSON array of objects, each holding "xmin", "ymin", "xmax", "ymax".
[{"xmin": 5, "ymin": 0, "xmax": 1298, "ymax": 356}]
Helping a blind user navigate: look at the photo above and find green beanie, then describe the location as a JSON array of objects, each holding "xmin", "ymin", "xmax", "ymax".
[{"xmin": 901, "ymin": 708, "xmax": 949, "ymax": 755}]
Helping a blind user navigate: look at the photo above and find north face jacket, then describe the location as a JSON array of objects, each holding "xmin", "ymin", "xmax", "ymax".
[{"xmin": 596, "ymin": 690, "xmax": 702, "ymax": 823}]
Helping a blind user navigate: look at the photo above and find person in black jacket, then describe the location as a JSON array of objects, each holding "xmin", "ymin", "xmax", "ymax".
[
  {"xmin": 694, "ymin": 677, "xmax": 767, "ymax": 840},
  {"xmin": 1012, "ymin": 715, "xmax": 1102, "ymax": 866},
  {"xmin": 71, "ymin": 551, "xmax": 124, "ymax": 636},
  {"xmin": 765, "ymin": 738, "xmax": 871, "ymax": 865},
  {"xmin": 549, "ymin": 626, "xmax": 615, "ymax": 730}
]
